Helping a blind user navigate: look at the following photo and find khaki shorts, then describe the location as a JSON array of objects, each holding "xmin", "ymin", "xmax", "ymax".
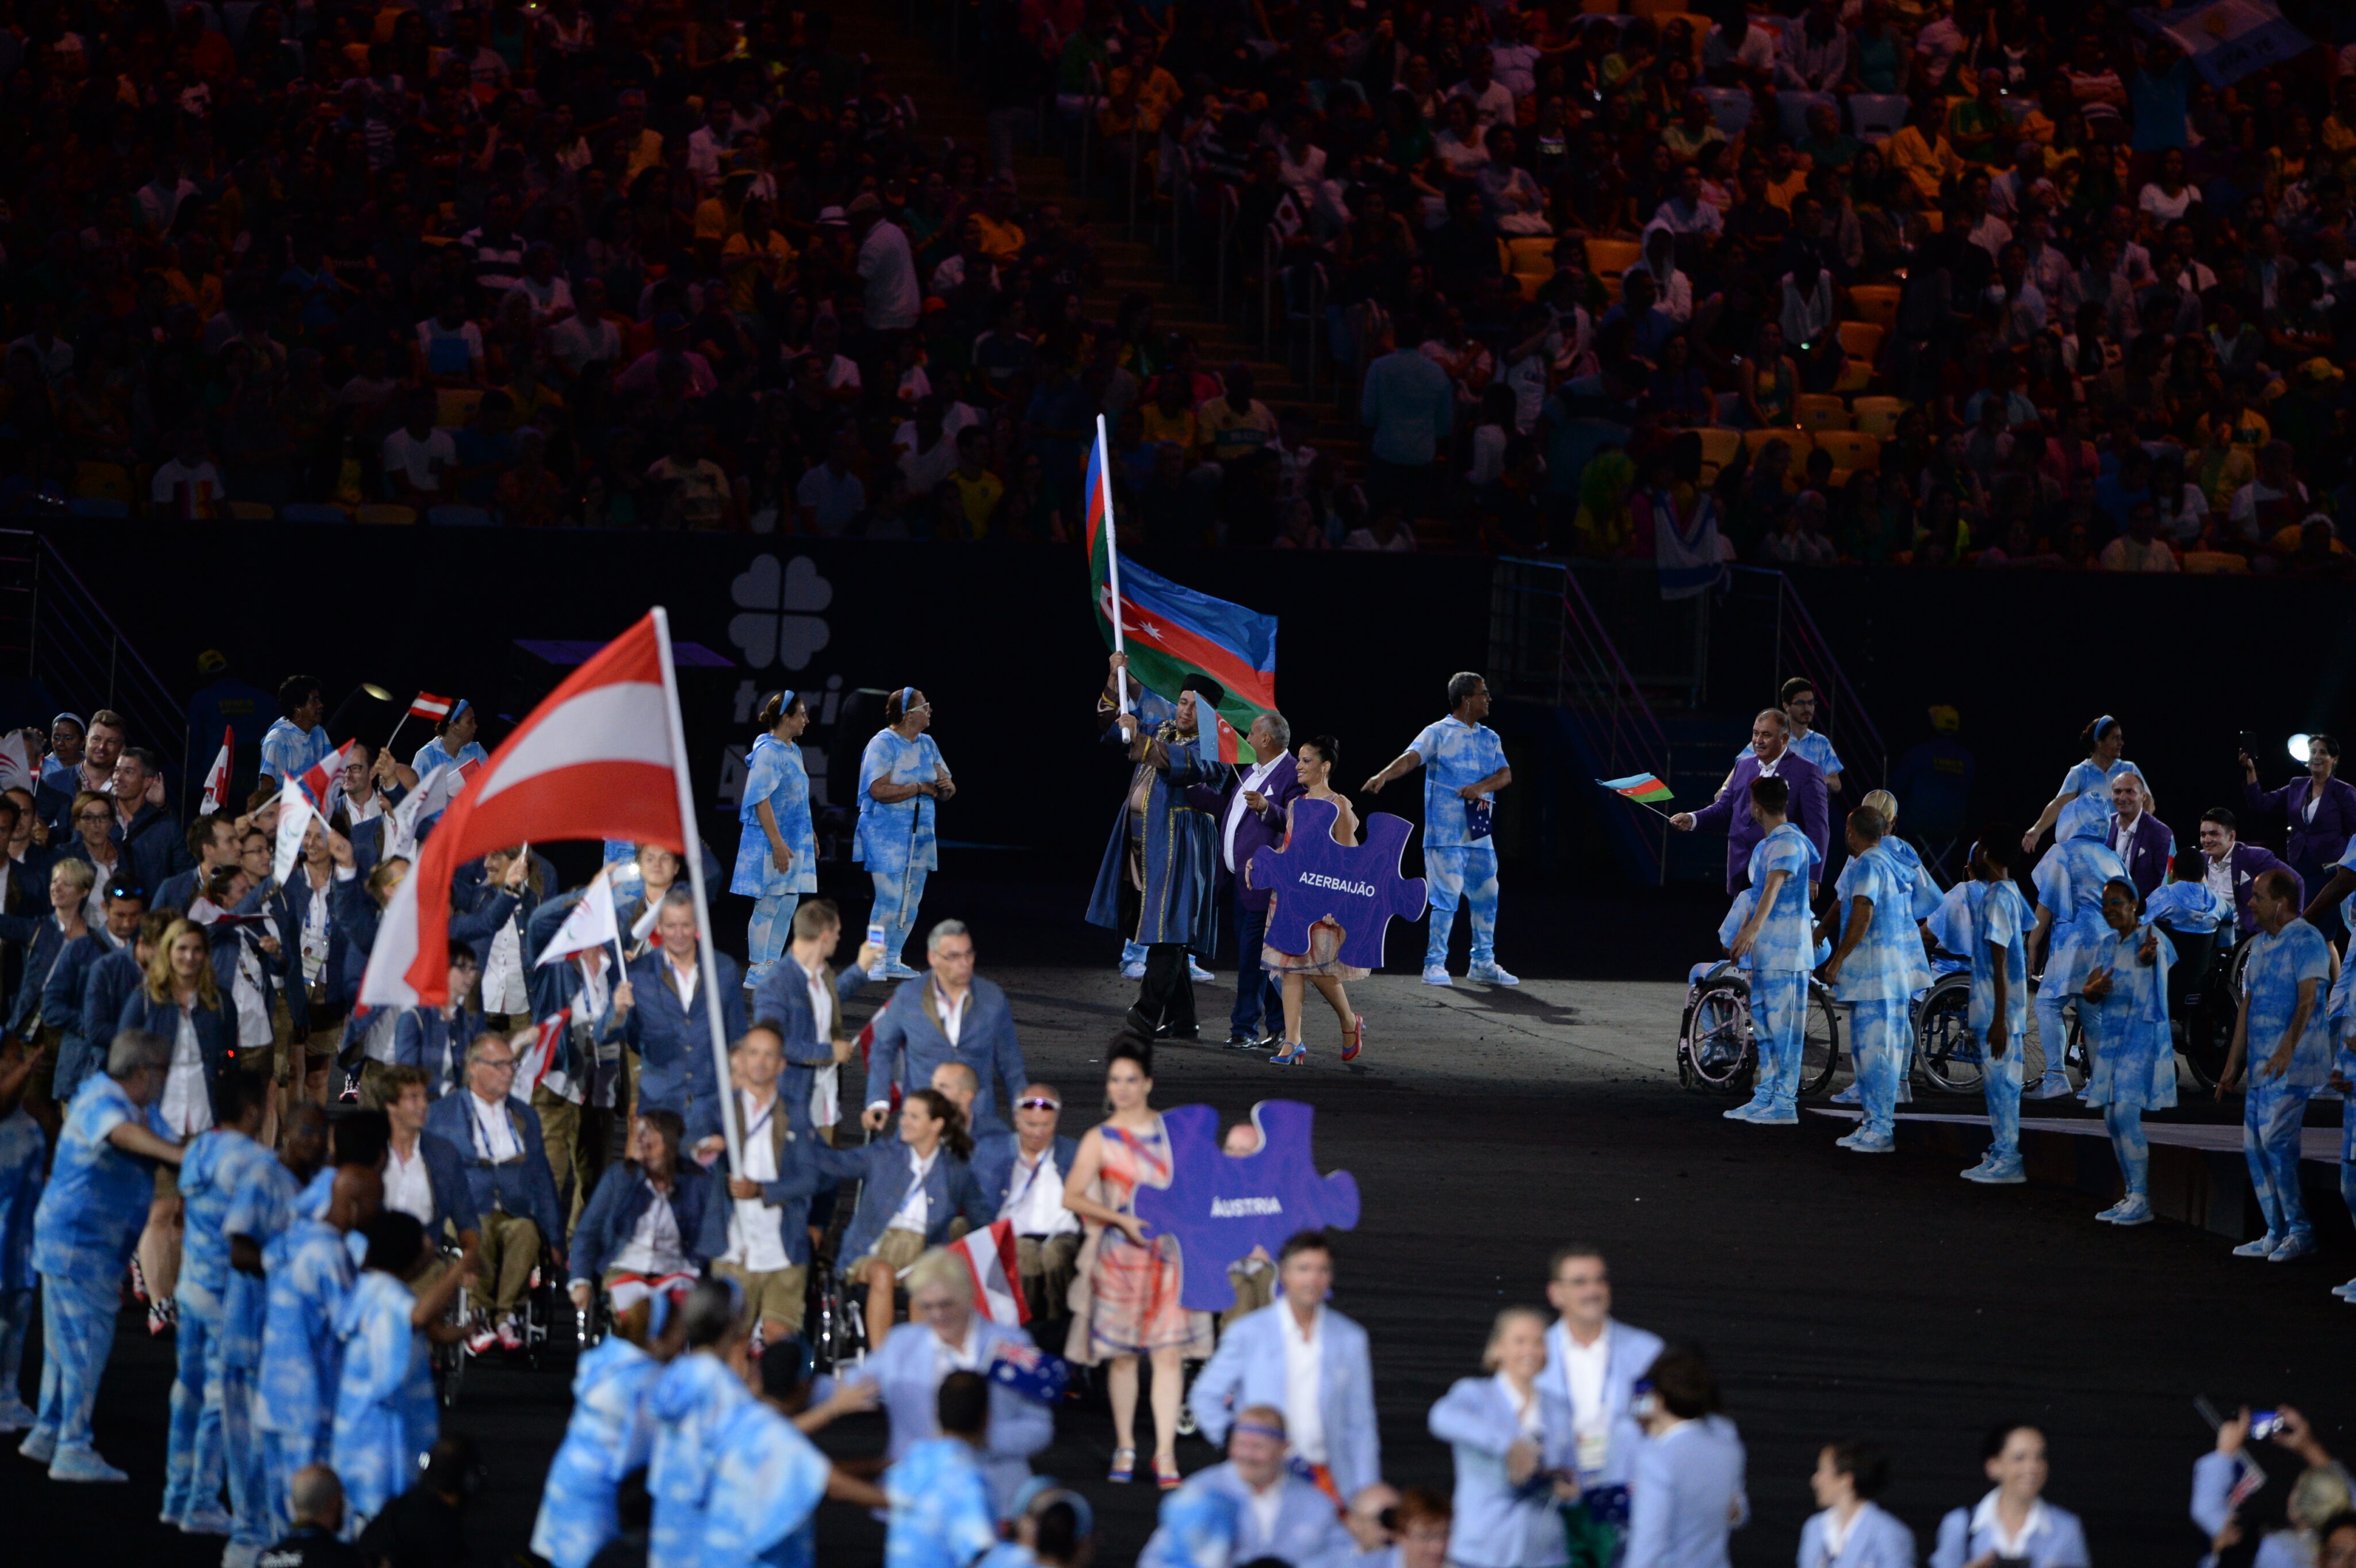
[
  {"xmin": 713, "ymin": 1260, "xmax": 809, "ymax": 1332},
  {"xmin": 153, "ymin": 1160, "xmax": 179, "ymax": 1201},
  {"xmin": 850, "ymin": 1227, "xmax": 927, "ymax": 1278}
]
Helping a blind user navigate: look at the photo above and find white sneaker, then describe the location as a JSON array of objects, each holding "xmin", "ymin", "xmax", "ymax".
[
  {"xmin": 1467, "ymin": 962, "xmax": 1520, "ymax": 986},
  {"xmin": 2269, "ymin": 1232, "xmax": 2317, "ymax": 1263},
  {"xmin": 1963, "ymin": 1160, "xmax": 2026, "ymax": 1185},
  {"xmin": 181, "ymin": 1506, "xmax": 234, "ymax": 1536},
  {"xmin": 2024, "ymin": 1075, "xmax": 2075, "ymax": 1100},
  {"xmin": 1828, "ymin": 1084, "xmax": 1861, "ymax": 1105},
  {"xmin": 2231, "ymin": 1233, "xmax": 2285, "ymax": 1259},
  {"xmin": 0, "ymin": 1398, "xmax": 35, "ymax": 1433},
  {"xmin": 2108, "ymin": 1195, "xmax": 2154, "ymax": 1226},
  {"xmin": 2330, "ymin": 1278, "xmax": 2356, "ymax": 1298},
  {"xmin": 1120, "ymin": 961, "xmax": 1147, "ymax": 980},
  {"xmin": 17, "ymin": 1428, "xmax": 56, "ymax": 1464},
  {"xmin": 49, "ymin": 1445, "xmax": 129, "ymax": 1482},
  {"xmin": 1187, "ymin": 959, "xmax": 1215, "ymax": 983},
  {"xmin": 1421, "ymin": 966, "xmax": 1452, "ymax": 986},
  {"xmin": 222, "ymin": 1543, "xmax": 262, "ymax": 1568}
]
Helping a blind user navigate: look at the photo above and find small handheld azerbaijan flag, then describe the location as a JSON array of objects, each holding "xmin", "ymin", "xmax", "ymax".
[{"xmin": 1599, "ymin": 773, "xmax": 1673, "ymax": 804}]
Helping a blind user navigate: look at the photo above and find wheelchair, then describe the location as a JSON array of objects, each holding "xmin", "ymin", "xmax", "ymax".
[
  {"xmin": 1911, "ymin": 957, "xmax": 1987, "ymax": 1095},
  {"xmin": 2171, "ymin": 927, "xmax": 2247, "ymax": 1091},
  {"xmin": 804, "ymin": 1254, "xmax": 869, "ymax": 1374},
  {"xmin": 1676, "ymin": 962, "xmax": 1844, "ymax": 1099},
  {"xmin": 431, "ymin": 1238, "xmax": 566, "ymax": 1408}
]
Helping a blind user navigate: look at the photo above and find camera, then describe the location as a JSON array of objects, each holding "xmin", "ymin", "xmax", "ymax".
[{"xmin": 2252, "ymin": 1410, "xmax": 2289, "ymax": 1441}]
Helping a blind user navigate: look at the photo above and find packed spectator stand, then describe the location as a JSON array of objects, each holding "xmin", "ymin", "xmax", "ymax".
[{"xmin": 0, "ymin": 0, "xmax": 2353, "ymax": 569}]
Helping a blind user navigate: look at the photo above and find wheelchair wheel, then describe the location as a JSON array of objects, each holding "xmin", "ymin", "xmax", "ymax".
[
  {"xmin": 805, "ymin": 1257, "xmax": 867, "ymax": 1373},
  {"xmin": 1798, "ymin": 982, "xmax": 1842, "ymax": 1099},
  {"xmin": 2181, "ymin": 940, "xmax": 2247, "ymax": 1090},
  {"xmin": 434, "ymin": 1250, "xmax": 469, "ymax": 1409},
  {"xmin": 1913, "ymin": 973, "xmax": 1984, "ymax": 1095},
  {"xmin": 1677, "ymin": 976, "xmax": 1756, "ymax": 1096}
]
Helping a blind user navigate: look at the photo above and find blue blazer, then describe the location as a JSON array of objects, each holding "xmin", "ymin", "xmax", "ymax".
[
  {"xmin": 1799, "ymin": 1502, "xmax": 1916, "ymax": 1568},
  {"xmin": 687, "ymin": 1088, "xmax": 823, "ymax": 1267},
  {"xmin": 154, "ymin": 867, "xmax": 201, "ymax": 916},
  {"xmin": 118, "ymin": 987, "xmax": 243, "ymax": 1100},
  {"xmin": 1544, "ymin": 1316, "xmax": 1665, "ymax": 1487},
  {"xmin": 1189, "ymin": 1301, "xmax": 1382, "ymax": 1499},
  {"xmin": 969, "ymin": 1131, "xmax": 1080, "ymax": 1219},
  {"xmin": 423, "ymin": 1089, "xmax": 566, "ymax": 1249},
  {"xmin": 525, "ymin": 897, "xmax": 634, "ymax": 1096},
  {"xmin": 7, "ymin": 912, "xmax": 71, "ymax": 1036},
  {"xmin": 1928, "ymin": 1496, "xmax": 2087, "ymax": 1568},
  {"xmin": 112, "ymin": 801, "xmax": 193, "ymax": 897},
  {"xmin": 748, "ymin": 956, "xmax": 871, "ymax": 1133},
  {"xmin": 1141, "ymin": 1461, "xmax": 1358, "ymax": 1568},
  {"xmin": 850, "ymin": 1318, "xmax": 1054, "ymax": 1516},
  {"xmin": 206, "ymin": 888, "xmax": 296, "ymax": 1035},
  {"xmin": 814, "ymin": 1136, "xmax": 991, "ymax": 1269},
  {"xmin": 392, "ymin": 1005, "xmax": 483, "ymax": 1097},
  {"xmin": 276, "ymin": 871, "xmax": 349, "ymax": 1023},
  {"xmin": 43, "ymin": 928, "xmax": 126, "ymax": 1091},
  {"xmin": 624, "ymin": 949, "xmax": 747, "ymax": 1119},
  {"xmin": 62, "ymin": 946, "xmax": 147, "ymax": 1101},
  {"xmin": 1623, "ymin": 1414, "xmax": 1747, "ymax": 1568},
  {"xmin": 394, "ymin": 1130, "xmax": 481, "ymax": 1241},
  {"xmin": 2247, "ymin": 772, "xmax": 2356, "ymax": 880},
  {"xmin": 1429, "ymin": 1375, "xmax": 1580, "ymax": 1568},
  {"xmin": 448, "ymin": 857, "xmax": 549, "ymax": 967},
  {"xmin": 862, "ymin": 975, "xmax": 1028, "ymax": 1136},
  {"xmin": 330, "ymin": 872, "xmax": 514, "ymax": 1007},
  {"xmin": 569, "ymin": 1161, "xmax": 711, "ymax": 1284}
]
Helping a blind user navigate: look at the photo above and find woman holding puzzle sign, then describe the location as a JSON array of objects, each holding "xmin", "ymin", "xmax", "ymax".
[{"xmin": 1260, "ymin": 737, "xmax": 1370, "ymax": 1066}]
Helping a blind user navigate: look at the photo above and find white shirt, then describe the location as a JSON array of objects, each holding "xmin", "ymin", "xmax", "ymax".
[
  {"xmin": 1003, "ymin": 1142, "xmax": 1077, "ymax": 1237},
  {"xmin": 1245, "ymin": 1480, "xmax": 1285, "ymax": 1546},
  {"xmin": 886, "ymin": 1145, "xmax": 939, "ymax": 1234},
  {"xmin": 724, "ymin": 1089, "xmax": 793, "ymax": 1273},
  {"xmin": 664, "ymin": 954, "xmax": 699, "ymax": 1011},
  {"xmin": 1967, "ymin": 1489, "xmax": 2050, "ymax": 1558},
  {"xmin": 162, "ymin": 1005, "xmax": 214, "ymax": 1138},
  {"xmin": 858, "ymin": 220, "xmax": 921, "ymax": 331},
  {"xmin": 801, "ymin": 955, "xmax": 836, "ymax": 1045},
  {"xmin": 935, "ymin": 982, "xmax": 969, "ymax": 1047},
  {"xmin": 483, "ymin": 913, "xmax": 527, "ymax": 1015},
  {"xmin": 1279, "ymin": 1303, "xmax": 1328, "ymax": 1465},
  {"xmin": 2204, "ymin": 853, "xmax": 2237, "ymax": 923},
  {"xmin": 1815, "ymin": 1504, "xmax": 1860, "ymax": 1561},
  {"xmin": 934, "ymin": 1318, "xmax": 984, "ymax": 1378},
  {"xmin": 385, "ymin": 1139, "xmax": 435, "ymax": 1225},
  {"xmin": 611, "ymin": 1175, "xmax": 687, "ymax": 1275},
  {"xmin": 2111, "ymin": 812, "xmax": 2140, "ymax": 856},
  {"xmin": 1223, "ymin": 756, "xmax": 1284, "ymax": 873},
  {"xmin": 467, "ymin": 1089, "xmax": 522, "ymax": 1162},
  {"xmin": 1560, "ymin": 1320, "xmax": 1612, "ymax": 1471},
  {"xmin": 232, "ymin": 940, "xmax": 273, "ymax": 1049}
]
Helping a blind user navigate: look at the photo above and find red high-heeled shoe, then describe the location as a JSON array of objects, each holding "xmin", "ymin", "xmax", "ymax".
[{"xmin": 1341, "ymin": 1015, "xmax": 1366, "ymax": 1062}]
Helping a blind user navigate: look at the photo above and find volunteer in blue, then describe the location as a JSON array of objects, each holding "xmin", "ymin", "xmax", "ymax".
[
  {"xmin": 259, "ymin": 675, "xmax": 333, "ymax": 786},
  {"xmin": 410, "ymin": 698, "xmax": 489, "ymax": 779},
  {"xmin": 20, "ymin": 1027, "xmax": 185, "ymax": 1482},
  {"xmin": 2025, "ymin": 796, "xmax": 2131, "ymax": 1102},
  {"xmin": 2022, "ymin": 714, "xmax": 2146, "ymax": 853},
  {"xmin": 733, "ymin": 690, "xmax": 819, "ymax": 989},
  {"xmin": 1818, "ymin": 806, "xmax": 1932, "ymax": 1154},
  {"xmin": 1722, "ymin": 775, "xmax": 1818, "ymax": 1125},
  {"xmin": 2077, "ymin": 878, "xmax": 2177, "ymax": 1226},
  {"xmin": 858, "ymin": 686, "xmax": 954, "ymax": 982},
  {"xmin": 1363, "ymin": 671, "xmax": 1517, "ymax": 988},
  {"xmin": 2220, "ymin": 867, "xmax": 2333, "ymax": 1263},
  {"xmin": 1962, "ymin": 833, "xmax": 2033, "ymax": 1185}
]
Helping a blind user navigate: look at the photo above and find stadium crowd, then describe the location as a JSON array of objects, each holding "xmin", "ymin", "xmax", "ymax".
[{"xmin": 5, "ymin": 0, "xmax": 2356, "ymax": 567}]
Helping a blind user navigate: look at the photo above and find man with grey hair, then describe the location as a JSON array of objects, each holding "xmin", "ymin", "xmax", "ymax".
[
  {"xmin": 1673, "ymin": 707, "xmax": 1831, "ymax": 898},
  {"xmin": 1183, "ymin": 711, "xmax": 1304, "ymax": 1047},
  {"xmin": 1364, "ymin": 672, "xmax": 1519, "ymax": 986},
  {"xmin": 423, "ymin": 1031, "xmax": 564, "ymax": 1351},
  {"xmin": 21, "ymin": 1027, "xmax": 183, "ymax": 1481},
  {"xmin": 863, "ymin": 919, "xmax": 1028, "ymax": 1137}
]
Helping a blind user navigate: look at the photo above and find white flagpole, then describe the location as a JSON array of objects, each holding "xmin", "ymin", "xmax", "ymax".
[
  {"xmin": 652, "ymin": 606, "xmax": 745, "ymax": 1175},
  {"xmin": 1096, "ymin": 414, "xmax": 1131, "ymax": 715}
]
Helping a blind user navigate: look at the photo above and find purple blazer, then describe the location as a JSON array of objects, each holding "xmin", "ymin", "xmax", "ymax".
[
  {"xmin": 1185, "ymin": 753, "xmax": 1303, "ymax": 912},
  {"xmin": 2244, "ymin": 773, "xmax": 2356, "ymax": 879},
  {"xmin": 2225, "ymin": 843, "xmax": 2303, "ymax": 935},
  {"xmin": 1690, "ymin": 749, "xmax": 1830, "ymax": 896},
  {"xmin": 2108, "ymin": 811, "xmax": 2175, "ymax": 900}
]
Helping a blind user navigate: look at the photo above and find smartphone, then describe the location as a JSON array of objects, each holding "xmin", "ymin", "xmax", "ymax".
[
  {"xmin": 866, "ymin": 923, "xmax": 886, "ymax": 950},
  {"xmin": 2252, "ymin": 1410, "xmax": 2288, "ymax": 1441},
  {"xmin": 2238, "ymin": 730, "xmax": 2263, "ymax": 760}
]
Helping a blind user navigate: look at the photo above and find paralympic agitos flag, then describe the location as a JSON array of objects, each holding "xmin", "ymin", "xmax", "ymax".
[{"xmin": 1084, "ymin": 433, "xmax": 1279, "ymax": 763}]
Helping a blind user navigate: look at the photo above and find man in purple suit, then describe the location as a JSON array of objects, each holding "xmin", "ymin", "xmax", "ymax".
[
  {"xmin": 1671, "ymin": 709, "xmax": 1831, "ymax": 896},
  {"xmin": 2106, "ymin": 771, "xmax": 2176, "ymax": 900},
  {"xmin": 2199, "ymin": 809, "xmax": 2303, "ymax": 936},
  {"xmin": 1185, "ymin": 713, "xmax": 1302, "ymax": 1050}
]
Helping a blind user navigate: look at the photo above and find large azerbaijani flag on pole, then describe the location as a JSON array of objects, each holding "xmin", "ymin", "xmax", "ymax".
[{"xmin": 1085, "ymin": 418, "xmax": 1279, "ymax": 764}]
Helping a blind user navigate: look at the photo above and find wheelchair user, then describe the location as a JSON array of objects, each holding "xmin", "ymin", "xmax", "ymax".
[
  {"xmin": 423, "ymin": 1031, "xmax": 567, "ymax": 1352},
  {"xmin": 570, "ymin": 1108, "xmax": 709, "ymax": 1320}
]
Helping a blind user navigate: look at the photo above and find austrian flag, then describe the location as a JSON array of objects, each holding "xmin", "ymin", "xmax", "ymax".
[
  {"xmin": 952, "ymin": 1219, "xmax": 1029, "ymax": 1326},
  {"xmin": 409, "ymin": 691, "xmax": 457, "ymax": 722}
]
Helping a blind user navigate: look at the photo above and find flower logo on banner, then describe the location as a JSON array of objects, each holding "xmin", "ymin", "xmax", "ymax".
[{"xmin": 728, "ymin": 554, "xmax": 832, "ymax": 670}]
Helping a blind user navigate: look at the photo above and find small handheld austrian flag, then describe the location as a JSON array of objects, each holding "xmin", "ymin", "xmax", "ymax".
[
  {"xmin": 410, "ymin": 691, "xmax": 456, "ymax": 722},
  {"xmin": 1598, "ymin": 773, "xmax": 1673, "ymax": 804},
  {"xmin": 953, "ymin": 1219, "xmax": 1029, "ymax": 1325},
  {"xmin": 201, "ymin": 726, "xmax": 234, "ymax": 813}
]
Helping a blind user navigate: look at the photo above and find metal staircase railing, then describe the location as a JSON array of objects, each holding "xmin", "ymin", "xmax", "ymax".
[
  {"xmin": 1491, "ymin": 557, "xmax": 1672, "ymax": 882},
  {"xmin": 1727, "ymin": 567, "xmax": 1886, "ymax": 790},
  {"xmin": 0, "ymin": 531, "xmax": 188, "ymax": 791}
]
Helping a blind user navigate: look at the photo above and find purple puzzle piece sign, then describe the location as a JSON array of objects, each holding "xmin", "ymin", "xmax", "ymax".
[
  {"xmin": 1134, "ymin": 1101, "xmax": 1360, "ymax": 1313},
  {"xmin": 1247, "ymin": 798, "xmax": 1429, "ymax": 971}
]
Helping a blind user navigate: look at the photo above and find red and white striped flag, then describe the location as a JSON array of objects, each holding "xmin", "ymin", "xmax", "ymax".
[
  {"xmin": 409, "ymin": 691, "xmax": 457, "ymax": 722},
  {"xmin": 953, "ymin": 1219, "xmax": 1029, "ymax": 1325},
  {"xmin": 273, "ymin": 738, "xmax": 361, "ymax": 882},
  {"xmin": 201, "ymin": 726, "xmax": 234, "ymax": 813},
  {"xmin": 514, "ymin": 1007, "xmax": 571, "ymax": 1096},
  {"xmin": 0, "ymin": 731, "xmax": 31, "ymax": 794}
]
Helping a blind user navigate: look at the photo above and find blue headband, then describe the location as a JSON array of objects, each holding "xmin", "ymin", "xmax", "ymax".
[
  {"xmin": 900, "ymin": 687, "xmax": 915, "ymax": 709},
  {"xmin": 2093, "ymin": 714, "xmax": 2114, "ymax": 741},
  {"xmin": 450, "ymin": 698, "xmax": 471, "ymax": 724}
]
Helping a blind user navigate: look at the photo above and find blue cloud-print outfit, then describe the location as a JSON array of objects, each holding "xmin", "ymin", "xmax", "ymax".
[
  {"xmin": 2030, "ymin": 800, "xmax": 2131, "ymax": 1095},
  {"xmin": 649, "ymin": 1350, "xmax": 751, "ymax": 1564},
  {"xmin": 1737, "ymin": 823, "xmax": 1820, "ymax": 1118},
  {"xmin": 27, "ymin": 1072, "xmax": 164, "ymax": 1475},
  {"xmin": 700, "ymin": 1395, "xmax": 835, "ymax": 1568},
  {"xmin": 2239, "ymin": 916, "xmax": 2332, "ymax": 1248},
  {"xmin": 255, "ymin": 1217, "xmax": 354, "ymax": 1541},
  {"xmin": 1832, "ymin": 843, "xmax": 1932, "ymax": 1148},
  {"xmin": 1412, "ymin": 716, "xmax": 1510, "ymax": 975},
  {"xmin": 2082, "ymin": 919, "xmax": 2178, "ymax": 1215},
  {"xmin": 219, "ymin": 1156, "xmax": 299, "ymax": 1551},
  {"xmin": 732, "ymin": 732, "xmax": 819, "ymax": 988},
  {"xmin": 1969, "ymin": 878, "xmax": 2033, "ymax": 1172},
  {"xmin": 0, "ymin": 1098, "xmax": 44, "ymax": 1429},
  {"xmin": 531, "ymin": 1335, "xmax": 666, "ymax": 1568},
  {"xmin": 163, "ymin": 1128, "xmax": 276, "ymax": 1525},
  {"xmin": 259, "ymin": 717, "xmax": 334, "ymax": 785},
  {"xmin": 2056, "ymin": 756, "xmax": 2145, "ymax": 808},
  {"xmin": 884, "ymin": 1436, "xmax": 1001, "ymax": 1568},
  {"xmin": 857, "ymin": 728, "xmax": 947, "ymax": 973},
  {"xmin": 331, "ymin": 1268, "xmax": 437, "ymax": 1535}
]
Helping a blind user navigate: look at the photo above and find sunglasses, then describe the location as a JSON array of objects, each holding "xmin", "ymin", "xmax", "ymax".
[{"xmin": 1016, "ymin": 1096, "xmax": 1061, "ymax": 1111}]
